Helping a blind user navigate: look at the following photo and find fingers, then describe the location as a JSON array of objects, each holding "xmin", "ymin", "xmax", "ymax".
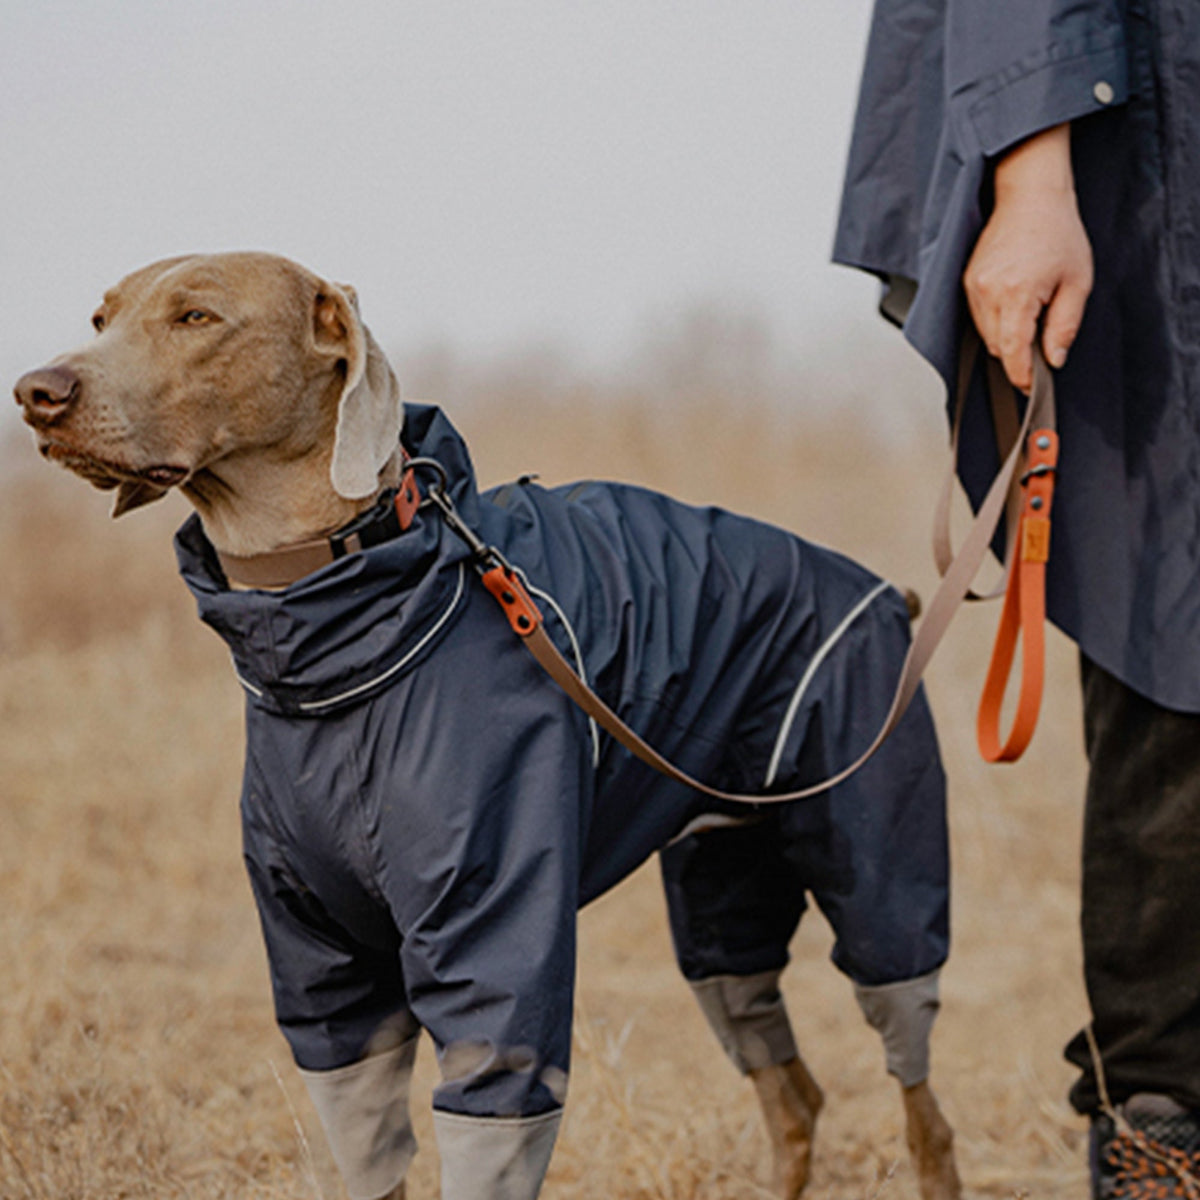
[
  {"xmin": 960, "ymin": 122, "xmax": 1094, "ymax": 390},
  {"xmin": 996, "ymin": 294, "xmax": 1041, "ymax": 392},
  {"xmin": 978, "ymin": 266, "xmax": 1091, "ymax": 391},
  {"xmin": 963, "ymin": 260, "xmax": 1040, "ymax": 392},
  {"xmin": 1041, "ymin": 275, "xmax": 1091, "ymax": 370}
]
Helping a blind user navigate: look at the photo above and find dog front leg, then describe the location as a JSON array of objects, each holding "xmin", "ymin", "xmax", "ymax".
[
  {"xmin": 854, "ymin": 972, "xmax": 961, "ymax": 1200},
  {"xmin": 691, "ymin": 970, "xmax": 823, "ymax": 1198},
  {"xmin": 300, "ymin": 1035, "xmax": 419, "ymax": 1200},
  {"xmin": 433, "ymin": 1109, "xmax": 561, "ymax": 1200},
  {"xmin": 901, "ymin": 1080, "xmax": 959, "ymax": 1200}
]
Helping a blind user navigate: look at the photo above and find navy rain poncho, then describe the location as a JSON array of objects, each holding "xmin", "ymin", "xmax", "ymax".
[{"xmin": 835, "ymin": 0, "xmax": 1200, "ymax": 712}]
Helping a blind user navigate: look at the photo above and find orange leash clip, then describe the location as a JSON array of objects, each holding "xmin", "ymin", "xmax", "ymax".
[
  {"xmin": 481, "ymin": 564, "xmax": 543, "ymax": 636},
  {"xmin": 393, "ymin": 453, "xmax": 421, "ymax": 531},
  {"xmin": 976, "ymin": 426, "xmax": 1059, "ymax": 762}
]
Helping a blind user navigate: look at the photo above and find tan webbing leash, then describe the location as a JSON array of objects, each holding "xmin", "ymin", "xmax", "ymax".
[
  {"xmin": 416, "ymin": 352, "xmax": 1054, "ymax": 804},
  {"xmin": 933, "ymin": 340, "xmax": 1023, "ymax": 600},
  {"xmin": 217, "ymin": 350, "xmax": 1057, "ymax": 792},
  {"xmin": 933, "ymin": 340, "xmax": 1059, "ymax": 762}
]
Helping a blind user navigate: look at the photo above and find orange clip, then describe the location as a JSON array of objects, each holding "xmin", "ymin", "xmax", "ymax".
[
  {"xmin": 481, "ymin": 565, "xmax": 544, "ymax": 637},
  {"xmin": 394, "ymin": 458, "xmax": 420, "ymax": 532}
]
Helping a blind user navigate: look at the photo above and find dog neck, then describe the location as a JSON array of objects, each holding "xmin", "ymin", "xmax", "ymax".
[
  {"xmin": 180, "ymin": 364, "xmax": 402, "ymax": 561},
  {"xmin": 183, "ymin": 443, "xmax": 402, "ymax": 561}
]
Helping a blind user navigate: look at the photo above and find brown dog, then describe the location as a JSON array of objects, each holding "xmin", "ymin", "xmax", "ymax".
[{"xmin": 15, "ymin": 252, "xmax": 960, "ymax": 1200}]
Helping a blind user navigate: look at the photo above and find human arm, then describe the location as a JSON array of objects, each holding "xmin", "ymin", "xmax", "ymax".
[
  {"xmin": 834, "ymin": 0, "xmax": 1126, "ymax": 389},
  {"xmin": 963, "ymin": 122, "xmax": 1094, "ymax": 390}
]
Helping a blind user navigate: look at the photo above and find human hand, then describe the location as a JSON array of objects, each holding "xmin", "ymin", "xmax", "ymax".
[{"xmin": 963, "ymin": 124, "xmax": 1093, "ymax": 391}]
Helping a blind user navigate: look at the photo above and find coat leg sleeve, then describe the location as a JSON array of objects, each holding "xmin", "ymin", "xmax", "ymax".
[
  {"xmin": 854, "ymin": 970, "xmax": 942, "ymax": 1088},
  {"xmin": 300, "ymin": 1034, "xmax": 420, "ymax": 1200},
  {"xmin": 378, "ymin": 625, "xmax": 590, "ymax": 1127},
  {"xmin": 433, "ymin": 1110, "xmax": 562, "ymax": 1200},
  {"xmin": 660, "ymin": 819, "xmax": 805, "ymax": 1075},
  {"xmin": 689, "ymin": 969, "xmax": 800, "ymax": 1074},
  {"xmin": 242, "ymin": 780, "xmax": 416, "ymax": 1198}
]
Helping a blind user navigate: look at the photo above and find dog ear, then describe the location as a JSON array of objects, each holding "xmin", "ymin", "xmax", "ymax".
[
  {"xmin": 112, "ymin": 480, "xmax": 168, "ymax": 517},
  {"xmin": 314, "ymin": 284, "xmax": 403, "ymax": 500}
]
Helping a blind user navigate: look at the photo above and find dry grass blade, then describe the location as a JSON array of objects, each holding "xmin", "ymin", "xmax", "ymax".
[{"xmin": 269, "ymin": 1058, "xmax": 326, "ymax": 1200}]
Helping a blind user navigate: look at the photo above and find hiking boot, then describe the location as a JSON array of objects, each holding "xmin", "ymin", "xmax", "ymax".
[{"xmin": 1090, "ymin": 1093, "xmax": 1200, "ymax": 1199}]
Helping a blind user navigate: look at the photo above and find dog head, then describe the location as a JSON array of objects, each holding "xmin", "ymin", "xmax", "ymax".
[{"xmin": 12, "ymin": 252, "xmax": 403, "ymax": 517}]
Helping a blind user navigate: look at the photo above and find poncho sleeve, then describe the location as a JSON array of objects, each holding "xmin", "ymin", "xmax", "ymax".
[{"xmin": 834, "ymin": 0, "xmax": 1130, "ymax": 384}]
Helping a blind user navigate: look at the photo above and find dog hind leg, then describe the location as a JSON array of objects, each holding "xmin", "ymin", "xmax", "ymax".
[
  {"xmin": 749, "ymin": 1054, "xmax": 825, "ymax": 1200},
  {"xmin": 854, "ymin": 973, "xmax": 961, "ymax": 1200},
  {"xmin": 691, "ymin": 970, "xmax": 823, "ymax": 1199}
]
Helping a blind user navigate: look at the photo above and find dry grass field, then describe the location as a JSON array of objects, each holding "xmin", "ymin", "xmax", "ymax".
[{"xmin": 0, "ymin": 355, "xmax": 1091, "ymax": 1198}]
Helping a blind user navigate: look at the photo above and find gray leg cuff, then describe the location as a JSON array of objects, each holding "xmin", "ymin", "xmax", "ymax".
[
  {"xmin": 690, "ymin": 969, "xmax": 799, "ymax": 1074},
  {"xmin": 300, "ymin": 1036, "xmax": 419, "ymax": 1200},
  {"xmin": 854, "ymin": 970, "xmax": 941, "ymax": 1089},
  {"xmin": 433, "ymin": 1109, "xmax": 561, "ymax": 1200}
]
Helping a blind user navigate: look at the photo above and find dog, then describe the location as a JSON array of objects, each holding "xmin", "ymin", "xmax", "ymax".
[{"xmin": 14, "ymin": 252, "xmax": 961, "ymax": 1200}]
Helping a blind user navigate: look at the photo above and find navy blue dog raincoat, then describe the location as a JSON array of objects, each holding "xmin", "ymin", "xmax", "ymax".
[{"xmin": 174, "ymin": 403, "xmax": 949, "ymax": 1124}]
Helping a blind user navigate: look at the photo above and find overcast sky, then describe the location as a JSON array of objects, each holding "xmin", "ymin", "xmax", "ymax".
[{"xmin": 3, "ymin": 2, "xmax": 930, "ymax": 430}]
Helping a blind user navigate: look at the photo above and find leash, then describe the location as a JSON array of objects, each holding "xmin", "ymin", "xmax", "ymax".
[
  {"xmin": 219, "ymin": 344, "xmax": 1057, "ymax": 790},
  {"xmin": 410, "ymin": 347, "xmax": 1052, "ymax": 802},
  {"xmin": 933, "ymin": 340, "xmax": 1059, "ymax": 762}
]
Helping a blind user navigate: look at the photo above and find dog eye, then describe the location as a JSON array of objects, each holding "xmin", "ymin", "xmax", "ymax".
[
  {"xmin": 177, "ymin": 309, "xmax": 214, "ymax": 326},
  {"xmin": 91, "ymin": 312, "xmax": 106, "ymax": 332}
]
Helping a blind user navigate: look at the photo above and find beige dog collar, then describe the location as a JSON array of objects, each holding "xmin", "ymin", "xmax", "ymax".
[{"xmin": 217, "ymin": 460, "xmax": 420, "ymax": 589}]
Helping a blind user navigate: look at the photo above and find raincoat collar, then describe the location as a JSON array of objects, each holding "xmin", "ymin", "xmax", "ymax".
[{"xmin": 174, "ymin": 404, "xmax": 477, "ymax": 717}]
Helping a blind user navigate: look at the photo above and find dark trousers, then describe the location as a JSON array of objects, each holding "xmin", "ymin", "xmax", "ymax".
[{"xmin": 1066, "ymin": 655, "xmax": 1200, "ymax": 1114}]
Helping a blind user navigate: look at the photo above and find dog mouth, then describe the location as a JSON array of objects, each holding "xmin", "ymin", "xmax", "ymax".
[{"xmin": 38, "ymin": 439, "xmax": 188, "ymax": 491}]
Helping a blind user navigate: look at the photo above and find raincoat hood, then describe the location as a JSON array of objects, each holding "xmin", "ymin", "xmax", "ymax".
[{"xmin": 174, "ymin": 404, "xmax": 476, "ymax": 716}]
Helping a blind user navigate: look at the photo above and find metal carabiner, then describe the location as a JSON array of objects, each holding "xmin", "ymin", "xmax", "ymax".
[
  {"xmin": 406, "ymin": 456, "xmax": 503, "ymax": 570},
  {"xmin": 403, "ymin": 455, "xmax": 446, "ymax": 490}
]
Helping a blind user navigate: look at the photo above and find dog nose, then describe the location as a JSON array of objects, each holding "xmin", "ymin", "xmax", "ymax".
[{"xmin": 13, "ymin": 365, "xmax": 81, "ymax": 423}]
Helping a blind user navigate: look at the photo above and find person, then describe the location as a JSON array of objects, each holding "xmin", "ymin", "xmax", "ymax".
[{"xmin": 833, "ymin": 2, "xmax": 1200, "ymax": 1197}]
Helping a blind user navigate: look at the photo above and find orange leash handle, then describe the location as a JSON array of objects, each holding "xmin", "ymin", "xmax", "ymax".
[{"xmin": 976, "ymin": 427, "xmax": 1059, "ymax": 762}]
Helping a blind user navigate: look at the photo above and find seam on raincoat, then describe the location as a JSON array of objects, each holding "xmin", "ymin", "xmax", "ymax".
[
  {"xmin": 432, "ymin": 1108, "xmax": 562, "ymax": 1129},
  {"xmin": 236, "ymin": 660, "xmax": 264, "ymax": 698},
  {"xmin": 294, "ymin": 563, "xmax": 467, "ymax": 713},
  {"xmin": 233, "ymin": 564, "xmax": 468, "ymax": 711}
]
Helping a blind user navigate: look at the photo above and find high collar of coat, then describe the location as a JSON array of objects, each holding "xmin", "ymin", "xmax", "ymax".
[{"xmin": 173, "ymin": 403, "xmax": 483, "ymax": 716}]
